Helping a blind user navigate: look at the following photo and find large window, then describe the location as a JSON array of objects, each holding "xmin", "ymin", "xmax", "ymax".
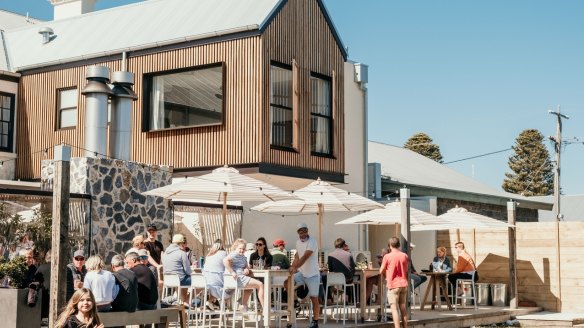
[
  {"xmin": 144, "ymin": 63, "xmax": 224, "ymax": 131},
  {"xmin": 57, "ymin": 88, "xmax": 78, "ymax": 129},
  {"xmin": 310, "ymin": 73, "xmax": 332, "ymax": 155},
  {"xmin": 0, "ymin": 92, "xmax": 15, "ymax": 152},
  {"xmin": 270, "ymin": 63, "xmax": 293, "ymax": 148}
]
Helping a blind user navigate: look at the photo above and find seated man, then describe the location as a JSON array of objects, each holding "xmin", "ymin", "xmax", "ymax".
[
  {"xmin": 111, "ymin": 254, "xmax": 138, "ymax": 312},
  {"xmin": 409, "ymin": 243, "xmax": 427, "ymax": 289},
  {"xmin": 127, "ymin": 252, "xmax": 159, "ymax": 310},
  {"xmin": 271, "ymin": 239, "xmax": 290, "ymax": 269},
  {"xmin": 66, "ymin": 250, "xmax": 87, "ymax": 301},
  {"xmin": 448, "ymin": 241, "xmax": 478, "ymax": 291},
  {"xmin": 326, "ymin": 238, "xmax": 355, "ymax": 303},
  {"xmin": 162, "ymin": 234, "xmax": 192, "ymax": 306}
]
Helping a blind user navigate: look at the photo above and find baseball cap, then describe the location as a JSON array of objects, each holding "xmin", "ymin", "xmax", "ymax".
[
  {"xmin": 273, "ymin": 239, "xmax": 287, "ymax": 247},
  {"xmin": 296, "ymin": 223, "xmax": 308, "ymax": 231},
  {"xmin": 172, "ymin": 234, "xmax": 186, "ymax": 244},
  {"xmin": 73, "ymin": 250, "xmax": 85, "ymax": 258},
  {"xmin": 137, "ymin": 249, "xmax": 149, "ymax": 258},
  {"xmin": 146, "ymin": 223, "xmax": 157, "ymax": 230}
]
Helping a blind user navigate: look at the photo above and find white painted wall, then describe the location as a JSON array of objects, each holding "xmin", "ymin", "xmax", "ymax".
[{"xmin": 51, "ymin": 0, "xmax": 96, "ymax": 20}]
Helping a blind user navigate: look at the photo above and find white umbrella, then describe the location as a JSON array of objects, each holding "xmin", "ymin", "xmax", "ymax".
[
  {"xmin": 435, "ymin": 206, "xmax": 513, "ymax": 230},
  {"xmin": 143, "ymin": 165, "xmax": 294, "ymax": 242},
  {"xmin": 251, "ymin": 178, "xmax": 383, "ymax": 248}
]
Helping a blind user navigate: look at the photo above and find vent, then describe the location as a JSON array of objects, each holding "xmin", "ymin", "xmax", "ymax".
[{"xmin": 38, "ymin": 27, "xmax": 55, "ymax": 44}]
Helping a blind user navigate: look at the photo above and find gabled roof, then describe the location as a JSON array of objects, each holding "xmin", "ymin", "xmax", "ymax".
[
  {"xmin": 1, "ymin": 9, "xmax": 42, "ymax": 72},
  {"xmin": 368, "ymin": 140, "xmax": 552, "ymax": 210},
  {"xmin": 2, "ymin": 0, "xmax": 347, "ymax": 72}
]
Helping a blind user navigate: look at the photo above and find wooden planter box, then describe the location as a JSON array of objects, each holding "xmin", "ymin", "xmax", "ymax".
[{"xmin": 0, "ymin": 288, "xmax": 42, "ymax": 328}]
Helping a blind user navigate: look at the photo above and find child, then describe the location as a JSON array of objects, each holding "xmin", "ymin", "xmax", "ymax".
[{"xmin": 54, "ymin": 288, "xmax": 104, "ymax": 328}]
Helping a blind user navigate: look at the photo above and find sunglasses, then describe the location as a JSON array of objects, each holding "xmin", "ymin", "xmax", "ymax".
[
  {"xmin": 256, "ymin": 243, "xmax": 264, "ymax": 246},
  {"xmin": 74, "ymin": 257, "xmax": 85, "ymax": 261},
  {"xmin": 297, "ymin": 229, "xmax": 308, "ymax": 233}
]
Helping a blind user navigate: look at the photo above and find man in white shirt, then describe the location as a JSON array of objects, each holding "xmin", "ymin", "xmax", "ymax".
[{"xmin": 288, "ymin": 223, "xmax": 320, "ymax": 328}]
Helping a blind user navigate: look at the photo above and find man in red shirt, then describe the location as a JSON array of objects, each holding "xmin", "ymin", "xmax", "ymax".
[{"xmin": 379, "ymin": 237, "xmax": 409, "ymax": 328}]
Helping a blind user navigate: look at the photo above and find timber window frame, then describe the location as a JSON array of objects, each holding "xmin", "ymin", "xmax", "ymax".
[
  {"xmin": 142, "ymin": 62, "xmax": 225, "ymax": 132},
  {"xmin": 269, "ymin": 61, "xmax": 296, "ymax": 151},
  {"xmin": 309, "ymin": 72, "xmax": 333, "ymax": 157},
  {"xmin": 0, "ymin": 92, "xmax": 15, "ymax": 152},
  {"xmin": 56, "ymin": 87, "xmax": 78, "ymax": 130}
]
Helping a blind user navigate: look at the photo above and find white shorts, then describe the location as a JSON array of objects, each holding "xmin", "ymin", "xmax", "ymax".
[{"xmin": 294, "ymin": 272, "xmax": 320, "ymax": 297}]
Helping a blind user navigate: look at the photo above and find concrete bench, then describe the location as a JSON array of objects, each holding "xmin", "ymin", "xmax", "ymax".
[{"xmin": 99, "ymin": 306, "xmax": 186, "ymax": 328}]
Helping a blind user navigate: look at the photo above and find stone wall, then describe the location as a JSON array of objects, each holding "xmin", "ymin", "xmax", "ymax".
[
  {"xmin": 437, "ymin": 198, "xmax": 538, "ymax": 222},
  {"xmin": 42, "ymin": 157, "xmax": 172, "ymax": 261}
]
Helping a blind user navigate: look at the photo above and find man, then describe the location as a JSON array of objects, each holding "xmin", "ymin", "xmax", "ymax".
[
  {"xmin": 326, "ymin": 238, "xmax": 356, "ymax": 305},
  {"xmin": 409, "ymin": 243, "xmax": 427, "ymax": 289},
  {"xmin": 127, "ymin": 251, "xmax": 159, "ymax": 311},
  {"xmin": 66, "ymin": 249, "xmax": 87, "ymax": 300},
  {"xmin": 35, "ymin": 251, "xmax": 52, "ymax": 320},
  {"xmin": 144, "ymin": 223, "xmax": 164, "ymax": 265},
  {"xmin": 379, "ymin": 237, "xmax": 409, "ymax": 328},
  {"xmin": 376, "ymin": 248, "xmax": 389, "ymax": 267},
  {"xmin": 448, "ymin": 241, "xmax": 478, "ymax": 289},
  {"xmin": 111, "ymin": 254, "xmax": 139, "ymax": 312},
  {"xmin": 288, "ymin": 223, "xmax": 320, "ymax": 328},
  {"xmin": 127, "ymin": 235, "xmax": 161, "ymax": 268},
  {"xmin": 162, "ymin": 234, "xmax": 192, "ymax": 306},
  {"xmin": 138, "ymin": 249, "xmax": 159, "ymax": 284},
  {"xmin": 271, "ymin": 239, "xmax": 290, "ymax": 269},
  {"xmin": 20, "ymin": 248, "xmax": 37, "ymax": 287}
]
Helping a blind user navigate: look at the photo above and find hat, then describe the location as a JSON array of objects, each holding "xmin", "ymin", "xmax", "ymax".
[
  {"xmin": 409, "ymin": 243, "xmax": 416, "ymax": 249},
  {"xmin": 273, "ymin": 239, "xmax": 287, "ymax": 247},
  {"xmin": 73, "ymin": 250, "xmax": 85, "ymax": 258},
  {"xmin": 172, "ymin": 234, "xmax": 186, "ymax": 244},
  {"xmin": 296, "ymin": 223, "xmax": 308, "ymax": 231},
  {"xmin": 246, "ymin": 242, "xmax": 255, "ymax": 251},
  {"xmin": 146, "ymin": 223, "xmax": 157, "ymax": 230},
  {"xmin": 137, "ymin": 249, "xmax": 149, "ymax": 258}
]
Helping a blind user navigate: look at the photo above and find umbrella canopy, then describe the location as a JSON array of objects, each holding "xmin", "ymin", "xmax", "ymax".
[
  {"xmin": 143, "ymin": 165, "xmax": 294, "ymax": 242},
  {"xmin": 335, "ymin": 200, "xmax": 444, "ymax": 231},
  {"xmin": 251, "ymin": 178, "xmax": 383, "ymax": 248},
  {"xmin": 434, "ymin": 206, "xmax": 513, "ymax": 230}
]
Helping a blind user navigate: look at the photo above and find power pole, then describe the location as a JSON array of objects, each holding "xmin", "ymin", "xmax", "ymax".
[{"xmin": 548, "ymin": 105, "xmax": 568, "ymax": 220}]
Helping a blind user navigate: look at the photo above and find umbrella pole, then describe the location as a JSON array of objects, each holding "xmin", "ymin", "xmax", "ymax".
[
  {"xmin": 222, "ymin": 192, "xmax": 227, "ymax": 244},
  {"xmin": 318, "ymin": 204, "xmax": 323, "ymax": 251}
]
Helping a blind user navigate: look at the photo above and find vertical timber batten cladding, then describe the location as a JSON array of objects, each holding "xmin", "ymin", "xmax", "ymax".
[
  {"xmin": 15, "ymin": 0, "xmax": 346, "ymax": 180},
  {"xmin": 262, "ymin": 0, "xmax": 345, "ymax": 174}
]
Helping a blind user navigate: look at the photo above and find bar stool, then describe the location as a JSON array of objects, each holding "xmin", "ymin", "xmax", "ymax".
[
  {"xmin": 323, "ymin": 272, "xmax": 357, "ymax": 325},
  {"xmin": 219, "ymin": 274, "xmax": 259, "ymax": 328},
  {"xmin": 454, "ymin": 271, "xmax": 478, "ymax": 311}
]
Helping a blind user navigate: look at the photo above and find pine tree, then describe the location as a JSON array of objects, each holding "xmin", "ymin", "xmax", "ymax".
[
  {"xmin": 403, "ymin": 132, "xmax": 443, "ymax": 163},
  {"xmin": 502, "ymin": 129, "xmax": 554, "ymax": 196}
]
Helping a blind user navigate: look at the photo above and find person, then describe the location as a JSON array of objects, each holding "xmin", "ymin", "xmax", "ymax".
[
  {"xmin": 202, "ymin": 241, "xmax": 228, "ymax": 308},
  {"xmin": 432, "ymin": 247, "xmax": 452, "ymax": 273},
  {"xmin": 380, "ymin": 237, "xmax": 409, "ymax": 328},
  {"xmin": 270, "ymin": 239, "xmax": 290, "ymax": 269},
  {"xmin": 409, "ymin": 243, "xmax": 427, "ymax": 289},
  {"xmin": 326, "ymin": 238, "xmax": 356, "ymax": 305},
  {"xmin": 110, "ymin": 254, "xmax": 138, "ymax": 312},
  {"xmin": 287, "ymin": 223, "xmax": 320, "ymax": 328},
  {"xmin": 19, "ymin": 248, "xmax": 38, "ymax": 287},
  {"xmin": 126, "ymin": 252, "xmax": 159, "ymax": 311},
  {"xmin": 223, "ymin": 238, "xmax": 265, "ymax": 312},
  {"xmin": 13, "ymin": 232, "xmax": 34, "ymax": 259},
  {"xmin": 137, "ymin": 249, "xmax": 159, "ymax": 285},
  {"xmin": 35, "ymin": 251, "xmax": 52, "ymax": 320},
  {"xmin": 448, "ymin": 242, "xmax": 478, "ymax": 290},
  {"xmin": 376, "ymin": 248, "xmax": 389, "ymax": 267},
  {"xmin": 249, "ymin": 237, "xmax": 273, "ymax": 268},
  {"xmin": 126, "ymin": 235, "xmax": 160, "ymax": 269},
  {"xmin": 67, "ymin": 250, "xmax": 88, "ymax": 301},
  {"xmin": 83, "ymin": 255, "xmax": 119, "ymax": 312},
  {"xmin": 162, "ymin": 234, "xmax": 192, "ymax": 306},
  {"xmin": 244, "ymin": 242, "xmax": 255, "ymax": 263},
  {"xmin": 144, "ymin": 223, "xmax": 164, "ymax": 265},
  {"xmin": 54, "ymin": 288, "xmax": 104, "ymax": 328}
]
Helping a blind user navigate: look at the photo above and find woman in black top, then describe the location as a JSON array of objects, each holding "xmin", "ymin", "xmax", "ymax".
[
  {"xmin": 248, "ymin": 237, "xmax": 273, "ymax": 268},
  {"xmin": 54, "ymin": 288, "xmax": 104, "ymax": 328}
]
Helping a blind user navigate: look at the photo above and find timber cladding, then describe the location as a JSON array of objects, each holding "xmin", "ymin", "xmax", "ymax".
[
  {"xmin": 438, "ymin": 221, "xmax": 584, "ymax": 312},
  {"xmin": 15, "ymin": 0, "xmax": 346, "ymax": 180}
]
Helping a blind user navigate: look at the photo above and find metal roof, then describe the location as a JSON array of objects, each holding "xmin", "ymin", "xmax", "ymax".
[
  {"xmin": 3, "ymin": 0, "xmax": 283, "ymax": 71},
  {"xmin": 1, "ymin": 9, "xmax": 42, "ymax": 71},
  {"xmin": 368, "ymin": 140, "xmax": 552, "ymax": 210},
  {"xmin": 533, "ymin": 195, "xmax": 584, "ymax": 221}
]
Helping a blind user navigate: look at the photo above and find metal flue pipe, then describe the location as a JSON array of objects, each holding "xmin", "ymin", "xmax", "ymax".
[
  {"xmin": 81, "ymin": 66, "xmax": 113, "ymax": 157},
  {"xmin": 109, "ymin": 71, "xmax": 137, "ymax": 160}
]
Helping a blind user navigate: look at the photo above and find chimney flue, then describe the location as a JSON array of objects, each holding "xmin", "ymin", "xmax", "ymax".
[
  {"xmin": 110, "ymin": 70, "xmax": 137, "ymax": 160},
  {"xmin": 81, "ymin": 66, "xmax": 113, "ymax": 158}
]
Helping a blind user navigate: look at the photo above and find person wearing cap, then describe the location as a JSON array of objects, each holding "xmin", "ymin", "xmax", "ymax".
[
  {"xmin": 162, "ymin": 234, "xmax": 192, "ymax": 306},
  {"xmin": 137, "ymin": 249, "xmax": 159, "ymax": 284},
  {"xmin": 126, "ymin": 235, "xmax": 161, "ymax": 269},
  {"xmin": 288, "ymin": 223, "xmax": 320, "ymax": 328},
  {"xmin": 66, "ymin": 249, "xmax": 88, "ymax": 300},
  {"xmin": 110, "ymin": 254, "xmax": 138, "ymax": 313},
  {"xmin": 144, "ymin": 223, "xmax": 164, "ymax": 266},
  {"xmin": 271, "ymin": 239, "xmax": 290, "ymax": 269},
  {"xmin": 243, "ymin": 242, "xmax": 255, "ymax": 263},
  {"xmin": 408, "ymin": 243, "xmax": 427, "ymax": 290},
  {"xmin": 126, "ymin": 252, "xmax": 159, "ymax": 311}
]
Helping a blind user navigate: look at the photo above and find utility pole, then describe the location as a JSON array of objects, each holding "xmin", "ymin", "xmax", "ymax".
[{"xmin": 548, "ymin": 105, "xmax": 569, "ymax": 220}]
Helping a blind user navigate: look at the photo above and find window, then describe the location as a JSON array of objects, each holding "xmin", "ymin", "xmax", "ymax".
[
  {"xmin": 310, "ymin": 74, "xmax": 332, "ymax": 155},
  {"xmin": 57, "ymin": 88, "xmax": 78, "ymax": 129},
  {"xmin": 0, "ymin": 92, "xmax": 15, "ymax": 152},
  {"xmin": 144, "ymin": 63, "xmax": 224, "ymax": 131},
  {"xmin": 270, "ymin": 63, "xmax": 293, "ymax": 148}
]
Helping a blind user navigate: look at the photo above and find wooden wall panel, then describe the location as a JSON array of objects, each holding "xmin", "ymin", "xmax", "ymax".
[
  {"xmin": 437, "ymin": 222, "xmax": 584, "ymax": 312},
  {"xmin": 261, "ymin": 0, "xmax": 345, "ymax": 175}
]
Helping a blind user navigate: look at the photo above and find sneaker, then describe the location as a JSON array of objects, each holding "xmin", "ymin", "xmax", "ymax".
[{"xmin": 308, "ymin": 320, "xmax": 319, "ymax": 328}]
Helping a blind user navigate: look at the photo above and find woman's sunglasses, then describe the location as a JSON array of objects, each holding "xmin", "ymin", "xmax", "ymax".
[{"xmin": 256, "ymin": 243, "xmax": 264, "ymax": 246}]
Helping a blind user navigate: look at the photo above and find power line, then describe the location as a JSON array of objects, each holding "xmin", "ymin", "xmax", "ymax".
[{"xmin": 443, "ymin": 148, "xmax": 512, "ymax": 164}]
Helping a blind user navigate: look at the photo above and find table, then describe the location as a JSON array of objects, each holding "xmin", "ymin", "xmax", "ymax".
[
  {"xmin": 354, "ymin": 269, "xmax": 384, "ymax": 322},
  {"xmin": 250, "ymin": 269, "xmax": 295, "ymax": 327},
  {"xmin": 420, "ymin": 271, "xmax": 452, "ymax": 310}
]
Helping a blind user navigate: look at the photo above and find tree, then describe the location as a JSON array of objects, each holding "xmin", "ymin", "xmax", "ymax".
[
  {"xmin": 403, "ymin": 132, "xmax": 444, "ymax": 163},
  {"xmin": 502, "ymin": 129, "xmax": 553, "ymax": 196}
]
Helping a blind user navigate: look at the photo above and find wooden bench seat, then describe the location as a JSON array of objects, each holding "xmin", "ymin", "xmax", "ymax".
[{"xmin": 99, "ymin": 306, "xmax": 186, "ymax": 328}]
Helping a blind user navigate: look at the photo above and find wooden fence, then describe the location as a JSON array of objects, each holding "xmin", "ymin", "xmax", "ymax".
[{"xmin": 437, "ymin": 221, "xmax": 583, "ymax": 312}]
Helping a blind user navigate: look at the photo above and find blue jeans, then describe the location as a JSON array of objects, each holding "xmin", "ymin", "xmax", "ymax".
[{"xmin": 411, "ymin": 273, "xmax": 427, "ymax": 289}]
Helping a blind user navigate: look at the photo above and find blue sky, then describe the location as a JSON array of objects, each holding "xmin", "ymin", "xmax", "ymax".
[{"xmin": 2, "ymin": 0, "xmax": 584, "ymax": 194}]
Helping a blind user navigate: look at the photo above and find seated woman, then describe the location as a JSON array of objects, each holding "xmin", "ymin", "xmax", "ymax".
[
  {"xmin": 248, "ymin": 237, "xmax": 273, "ymax": 269},
  {"xmin": 83, "ymin": 256, "xmax": 118, "ymax": 312},
  {"xmin": 224, "ymin": 238, "xmax": 265, "ymax": 312},
  {"xmin": 202, "ymin": 240, "xmax": 228, "ymax": 309},
  {"xmin": 432, "ymin": 247, "xmax": 452, "ymax": 272}
]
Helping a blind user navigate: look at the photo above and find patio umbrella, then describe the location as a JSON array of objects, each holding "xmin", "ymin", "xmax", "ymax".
[
  {"xmin": 434, "ymin": 206, "xmax": 513, "ymax": 230},
  {"xmin": 251, "ymin": 178, "xmax": 383, "ymax": 248},
  {"xmin": 142, "ymin": 165, "xmax": 294, "ymax": 242}
]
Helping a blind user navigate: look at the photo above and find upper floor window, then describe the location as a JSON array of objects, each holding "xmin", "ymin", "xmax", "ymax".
[
  {"xmin": 270, "ymin": 63, "xmax": 293, "ymax": 149},
  {"xmin": 310, "ymin": 73, "xmax": 332, "ymax": 155},
  {"xmin": 57, "ymin": 88, "xmax": 78, "ymax": 129},
  {"xmin": 0, "ymin": 92, "xmax": 15, "ymax": 152},
  {"xmin": 144, "ymin": 63, "xmax": 224, "ymax": 131}
]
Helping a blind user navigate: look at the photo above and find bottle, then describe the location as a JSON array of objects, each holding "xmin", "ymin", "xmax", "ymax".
[
  {"xmin": 199, "ymin": 256, "xmax": 205, "ymax": 269},
  {"xmin": 368, "ymin": 261, "xmax": 373, "ymax": 269}
]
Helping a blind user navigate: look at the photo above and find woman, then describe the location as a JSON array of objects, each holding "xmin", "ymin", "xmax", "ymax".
[
  {"xmin": 83, "ymin": 255, "xmax": 118, "ymax": 312},
  {"xmin": 248, "ymin": 237, "xmax": 273, "ymax": 269},
  {"xmin": 224, "ymin": 238, "xmax": 264, "ymax": 312},
  {"xmin": 54, "ymin": 288, "xmax": 104, "ymax": 328},
  {"xmin": 432, "ymin": 246, "xmax": 452, "ymax": 272},
  {"xmin": 203, "ymin": 240, "xmax": 228, "ymax": 308}
]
